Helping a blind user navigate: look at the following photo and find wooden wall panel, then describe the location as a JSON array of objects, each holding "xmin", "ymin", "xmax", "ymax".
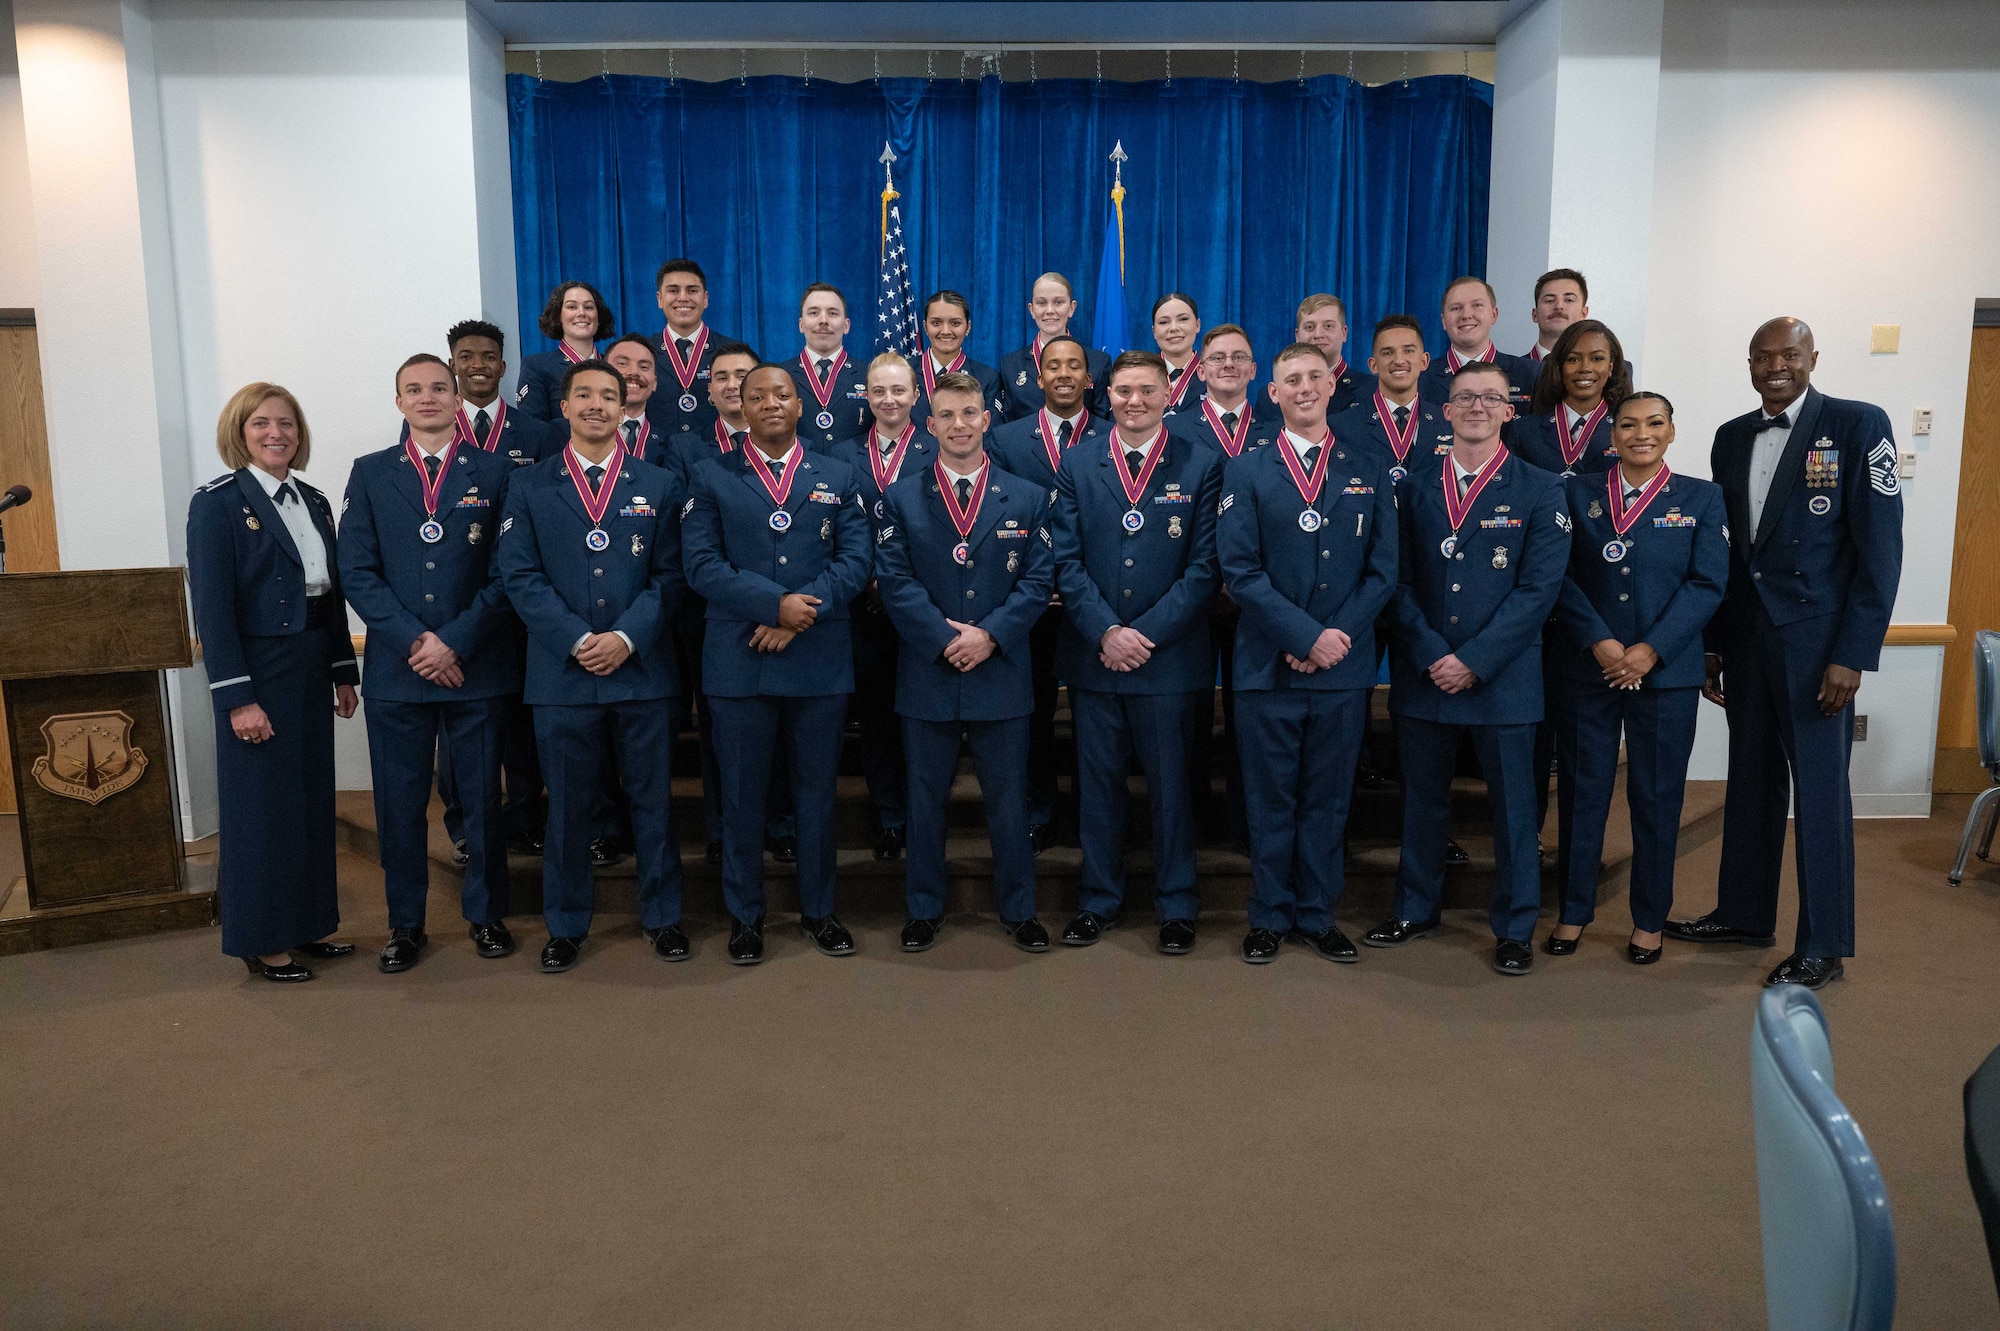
[
  {"xmin": 0, "ymin": 320, "xmax": 58, "ymax": 815},
  {"xmin": 1937, "ymin": 326, "xmax": 2000, "ymax": 787}
]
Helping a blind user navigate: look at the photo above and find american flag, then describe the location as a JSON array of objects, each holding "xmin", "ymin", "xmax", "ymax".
[{"xmin": 876, "ymin": 201, "xmax": 920, "ymax": 358}]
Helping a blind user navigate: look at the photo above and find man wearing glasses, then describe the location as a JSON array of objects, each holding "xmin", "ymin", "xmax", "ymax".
[{"xmin": 1366, "ymin": 363, "xmax": 1570, "ymax": 976}]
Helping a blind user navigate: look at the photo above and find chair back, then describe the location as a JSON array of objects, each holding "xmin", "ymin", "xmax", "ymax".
[
  {"xmin": 1976, "ymin": 629, "xmax": 2000, "ymax": 773},
  {"xmin": 1752, "ymin": 985, "xmax": 1896, "ymax": 1331}
]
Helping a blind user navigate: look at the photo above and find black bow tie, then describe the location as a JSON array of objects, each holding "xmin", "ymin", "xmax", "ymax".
[{"xmin": 1753, "ymin": 411, "xmax": 1791, "ymax": 433}]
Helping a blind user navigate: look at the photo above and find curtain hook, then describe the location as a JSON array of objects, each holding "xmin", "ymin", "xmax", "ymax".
[
  {"xmin": 1165, "ymin": 48, "xmax": 1172, "ymax": 87},
  {"xmin": 601, "ymin": 49, "xmax": 610, "ymax": 79},
  {"xmin": 1297, "ymin": 50, "xmax": 1306, "ymax": 86},
  {"xmin": 1346, "ymin": 50, "xmax": 1355, "ymax": 81},
  {"xmin": 1232, "ymin": 49, "xmax": 1239, "ymax": 83},
  {"xmin": 874, "ymin": 50, "xmax": 881, "ymax": 85},
  {"xmin": 1402, "ymin": 51, "xmax": 1410, "ymax": 87},
  {"xmin": 804, "ymin": 49, "xmax": 811, "ymax": 85},
  {"xmin": 1464, "ymin": 50, "xmax": 1471, "ymax": 79},
  {"xmin": 1030, "ymin": 48, "xmax": 1037, "ymax": 82},
  {"xmin": 667, "ymin": 48, "xmax": 676, "ymax": 85},
  {"xmin": 534, "ymin": 48, "xmax": 543, "ymax": 82},
  {"xmin": 1096, "ymin": 48, "xmax": 1103, "ymax": 83},
  {"xmin": 926, "ymin": 49, "xmax": 934, "ymax": 83}
]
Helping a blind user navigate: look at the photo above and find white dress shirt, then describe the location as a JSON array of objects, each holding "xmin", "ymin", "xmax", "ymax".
[
  {"xmin": 1747, "ymin": 402, "xmax": 1797, "ymax": 538},
  {"xmin": 1113, "ymin": 428, "xmax": 1161, "ymax": 462},
  {"xmin": 1282, "ymin": 428, "xmax": 1330, "ymax": 467},
  {"xmin": 249, "ymin": 466, "xmax": 331, "ymax": 595}
]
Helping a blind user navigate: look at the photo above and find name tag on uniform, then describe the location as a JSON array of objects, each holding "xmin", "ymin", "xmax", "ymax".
[{"xmin": 1479, "ymin": 516, "xmax": 1522, "ymax": 529}]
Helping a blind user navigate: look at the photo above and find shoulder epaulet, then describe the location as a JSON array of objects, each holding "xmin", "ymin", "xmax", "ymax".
[{"xmin": 199, "ymin": 473, "xmax": 237, "ymax": 493}]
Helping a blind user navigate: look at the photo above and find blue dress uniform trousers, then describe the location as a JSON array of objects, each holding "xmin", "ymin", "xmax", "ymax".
[
  {"xmin": 1553, "ymin": 686, "xmax": 1699, "ymax": 932},
  {"xmin": 1073, "ymin": 689, "xmax": 1203, "ymax": 923},
  {"xmin": 903, "ymin": 717, "xmax": 1037, "ymax": 923},
  {"xmin": 1395, "ymin": 717, "xmax": 1543, "ymax": 941},
  {"xmin": 369, "ymin": 697, "xmax": 510, "ymax": 928},
  {"xmin": 1237, "ymin": 687, "xmax": 1370, "ymax": 934},
  {"xmin": 710, "ymin": 694, "xmax": 847, "ymax": 921},
  {"xmin": 535, "ymin": 698, "xmax": 682, "ymax": 937}
]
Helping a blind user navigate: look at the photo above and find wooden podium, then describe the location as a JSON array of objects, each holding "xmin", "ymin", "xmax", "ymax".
[{"xmin": 0, "ymin": 568, "xmax": 216, "ymax": 953}]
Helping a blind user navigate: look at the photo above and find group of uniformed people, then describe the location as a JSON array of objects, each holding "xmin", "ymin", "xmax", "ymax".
[{"xmin": 185, "ymin": 260, "xmax": 1903, "ymax": 990}]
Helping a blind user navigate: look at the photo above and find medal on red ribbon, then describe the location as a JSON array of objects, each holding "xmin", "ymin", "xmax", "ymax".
[
  {"xmin": 1277, "ymin": 429, "xmax": 1334, "ymax": 533},
  {"xmin": 1439, "ymin": 445, "xmax": 1509, "ymax": 559},
  {"xmin": 869, "ymin": 423, "xmax": 917, "ymax": 509},
  {"xmin": 799, "ymin": 348, "xmax": 848, "ymax": 432},
  {"xmin": 744, "ymin": 442, "xmax": 805, "ymax": 532},
  {"xmin": 1110, "ymin": 427, "xmax": 1169, "ymax": 533},
  {"xmin": 1444, "ymin": 343, "xmax": 1498, "ymax": 372},
  {"xmin": 565, "ymin": 439, "xmax": 628, "ymax": 551},
  {"xmin": 1037, "ymin": 408, "xmax": 1085, "ymax": 472},
  {"xmin": 454, "ymin": 400, "xmax": 508, "ymax": 452},
  {"xmin": 934, "ymin": 457, "xmax": 990, "ymax": 565},
  {"xmin": 920, "ymin": 349, "xmax": 967, "ymax": 401},
  {"xmin": 1557, "ymin": 401, "xmax": 1610, "ymax": 470},
  {"xmin": 1163, "ymin": 356, "xmax": 1199, "ymax": 410},
  {"xmin": 405, "ymin": 434, "xmax": 461, "ymax": 544},
  {"xmin": 1200, "ymin": 398, "xmax": 1253, "ymax": 457},
  {"xmin": 1375, "ymin": 390, "xmax": 1418, "ymax": 479},
  {"xmin": 1603, "ymin": 464, "xmax": 1671, "ymax": 563},
  {"xmin": 661, "ymin": 324, "xmax": 710, "ymax": 414}
]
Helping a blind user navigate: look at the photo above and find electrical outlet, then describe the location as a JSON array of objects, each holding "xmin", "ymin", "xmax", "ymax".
[
  {"xmin": 1855, "ymin": 715, "xmax": 1868, "ymax": 741},
  {"xmin": 1914, "ymin": 407, "xmax": 1933, "ymax": 435}
]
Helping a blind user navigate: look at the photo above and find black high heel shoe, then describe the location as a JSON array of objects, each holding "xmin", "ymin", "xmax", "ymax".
[
  {"xmin": 1627, "ymin": 938, "xmax": 1663, "ymax": 965},
  {"xmin": 242, "ymin": 956, "xmax": 313, "ymax": 983},
  {"xmin": 1542, "ymin": 929, "xmax": 1584, "ymax": 956},
  {"xmin": 293, "ymin": 940, "xmax": 355, "ymax": 959}
]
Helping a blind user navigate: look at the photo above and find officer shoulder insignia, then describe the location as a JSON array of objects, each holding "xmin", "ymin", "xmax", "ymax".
[
  {"xmin": 1555, "ymin": 509, "xmax": 1572, "ymax": 533},
  {"xmin": 201, "ymin": 474, "xmax": 235, "ymax": 493},
  {"xmin": 1867, "ymin": 438, "xmax": 1900, "ymax": 495}
]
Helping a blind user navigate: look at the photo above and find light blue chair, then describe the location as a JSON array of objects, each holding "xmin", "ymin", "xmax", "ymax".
[
  {"xmin": 1752, "ymin": 985, "xmax": 1897, "ymax": 1330},
  {"xmin": 1949, "ymin": 628, "xmax": 2000, "ymax": 886}
]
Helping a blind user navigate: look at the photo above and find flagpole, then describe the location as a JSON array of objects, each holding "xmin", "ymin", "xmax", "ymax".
[
  {"xmin": 1109, "ymin": 139, "xmax": 1127, "ymax": 283},
  {"xmin": 880, "ymin": 142, "xmax": 899, "ymax": 261}
]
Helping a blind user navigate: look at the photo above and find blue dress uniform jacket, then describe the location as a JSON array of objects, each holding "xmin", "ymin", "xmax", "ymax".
[
  {"xmin": 834, "ymin": 429, "xmax": 937, "ymax": 524},
  {"xmin": 515, "ymin": 348, "xmax": 593, "ymax": 425},
  {"xmin": 336, "ymin": 443, "xmax": 519, "ymax": 702},
  {"xmin": 1051, "ymin": 431, "xmax": 1223, "ymax": 694},
  {"xmin": 1330, "ymin": 398, "xmax": 1454, "ymax": 486},
  {"xmin": 1554, "ymin": 471, "xmax": 1729, "ymax": 688},
  {"xmin": 1387, "ymin": 452, "xmax": 1570, "ymax": 724},
  {"xmin": 787, "ymin": 352, "xmax": 874, "ymax": 452},
  {"xmin": 656, "ymin": 422, "xmax": 743, "ymax": 489},
  {"xmin": 997, "ymin": 342, "xmax": 1112, "ymax": 421},
  {"xmin": 680, "ymin": 446, "xmax": 872, "ymax": 697},
  {"xmin": 1325, "ymin": 361, "xmax": 1379, "ymax": 418},
  {"xmin": 1507, "ymin": 407, "xmax": 1619, "ymax": 479},
  {"xmin": 1217, "ymin": 440, "xmax": 1401, "ymax": 692},
  {"xmin": 1167, "ymin": 398, "xmax": 1281, "ymax": 461},
  {"xmin": 188, "ymin": 470, "xmax": 359, "ymax": 714},
  {"xmin": 913, "ymin": 355, "xmax": 1007, "ymax": 425},
  {"xmin": 461, "ymin": 402, "xmax": 559, "ymax": 468},
  {"xmin": 989, "ymin": 412, "xmax": 1112, "ymax": 499},
  {"xmin": 875, "ymin": 463, "xmax": 1054, "ymax": 721},
  {"xmin": 645, "ymin": 326, "xmax": 741, "ymax": 439},
  {"xmin": 495, "ymin": 451, "xmax": 686, "ymax": 704},
  {"xmin": 1418, "ymin": 350, "xmax": 1538, "ymax": 408}
]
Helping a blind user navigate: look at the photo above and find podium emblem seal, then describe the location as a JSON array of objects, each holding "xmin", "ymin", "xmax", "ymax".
[{"xmin": 31, "ymin": 710, "xmax": 148, "ymax": 806}]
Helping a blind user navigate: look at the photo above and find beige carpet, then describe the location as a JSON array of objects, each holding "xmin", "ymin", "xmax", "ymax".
[{"xmin": 1, "ymin": 800, "xmax": 1997, "ymax": 1329}]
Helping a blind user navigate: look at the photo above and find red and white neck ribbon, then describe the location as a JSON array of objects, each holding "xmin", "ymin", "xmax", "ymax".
[
  {"xmin": 870, "ymin": 422, "xmax": 918, "ymax": 492},
  {"xmin": 1607, "ymin": 465, "xmax": 1672, "ymax": 535},
  {"xmin": 660, "ymin": 324, "xmax": 710, "ymax": 392},
  {"xmin": 1528, "ymin": 344, "xmax": 1546, "ymax": 363},
  {"xmin": 1200, "ymin": 397, "xmax": 1253, "ymax": 457},
  {"xmin": 933, "ymin": 458, "xmax": 990, "ymax": 538},
  {"xmin": 1374, "ymin": 390, "xmax": 1417, "ymax": 464},
  {"xmin": 743, "ymin": 442, "xmax": 804, "ymax": 511},
  {"xmin": 1110, "ymin": 427, "xmax": 1170, "ymax": 505},
  {"xmin": 617, "ymin": 415, "xmax": 652, "ymax": 459},
  {"xmin": 1442, "ymin": 445, "xmax": 1509, "ymax": 533},
  {"xmin": 454, "ymin": 400, "xmax": 507, "ymax": 451},
  {"xmin": 1037, "ymin": 408, "xmax": 1084, "ymax": 471},
  {"xmin": 921, "ymin": 348, "xmax": 967, "ymax": 399},
  {"xmin": 565, "ymin": 439, "xmax": 628, "ymax": 525},
  {"xmin": 798, "ymin": 348, "xmax": 848, "ymax": 410},
  {"xmin": 1163, "ymin": 356, "xmax": 1199, "ymax": 408},
  {"xmin": 1277, "ymin": 428, "xmax": 1334, "ymax": 507},
  {"xmin": 404, "ymin": 435, "xmax": 461, "ymax": 519},
  {"xmin": 558, "ymin": 340, "xmax": 591, "ymax": 365},
  {"xmin": 1557, "ymin": 400, "xmax": 1610, "ymax": 467},
  {"xmin": 1330, "ymin": 355, "xmax": 1349, "ymax": 380},
  {"xmin": 1444, "ymin": 343, "xmax": 1498, "ymax": 372},
  {"xmin": 712, "ymin": 418, "xmax": 743, "ymax": 453}
]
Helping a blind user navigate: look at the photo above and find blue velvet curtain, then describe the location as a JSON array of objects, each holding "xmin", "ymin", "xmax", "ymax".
[{"xmin": 509, "ymin": 73, "xmax": 1490, "ymax": 369}]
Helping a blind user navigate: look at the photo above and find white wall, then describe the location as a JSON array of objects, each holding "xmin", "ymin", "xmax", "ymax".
[
  {"xmin": 1644, "ymin": 0, "xmax": 2000, "ymax": 805},
  {"xmin": 0, "ymin": 0, "xmax": 38, "ymax": 309}
]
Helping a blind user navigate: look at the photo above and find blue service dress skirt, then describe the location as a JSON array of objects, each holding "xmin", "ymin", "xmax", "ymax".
[{"xmin": 213, "ymin": 631, "xmax": 341, "ymax": 956}]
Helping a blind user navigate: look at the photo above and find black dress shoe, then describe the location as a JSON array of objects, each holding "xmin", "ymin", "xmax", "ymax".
[
  {"xmin": 1241, "ymin": 927, "xmax": 1284, "ymax": 964},
  {"xmin": 505, "ymin": 830, "xmax": 544, "ymax": 857},
  {"xmin": 1543, "ymin": 930, "xmax": 1583, "ymax": 956},
  {"xmin": 1363, "ymin": 916, "xmax": 1442, "ymax": 948},
  {"xmin": 293, "ymin": 939, "xmax": 355, "ymax": 959},
  {"xmin": 378, "ymin": 926, "xmax": 426, "ymax": 973},
  {"xmin": 769, "ymin": 836, "xmax": 798, "ymax": 864},
  {"xmin": 901, "ymin": 918, "xmax": 941, "ymax": 952},
  {"xmin": 540, "ymin": 936, "xmax": 582, "ymax": 972},
  {"xmin": 1029, "ymin": 823, "xmax": 1055, "ymax": 855},
  {"xmin": 1061, "ymin": 910, "xmax": 1116, "ymax": 946},
  {"xmin": 471, "ymin": 921, "xmax": 515, "ymax": 959},
  {"xmin": 1627, "ymin": 941, "xmax": 1664, "ymax": 965},
  {"xmin": 242, "ymin": 956, "xmax": 313, "ymax": 982},
  {"xmin": 872, "ymin": 826, "xmax": 906, "ymax": 861},
  {"xmin": 1765, "ymin": 954, "xmax": 1844, "ymax": 989},
  {"xmin": 1493, "ymin": 938, "xmax": 1534, "ymax": 976},
  {"xmin": 588, "ymin": 837, "xmax": 622, "ymax": 868},
  {"xmin": 802, "ymin": 915, "xmax": 856, "ymax": 957},
  {"xmin": 646, "ymin": 924, "xmax": 690, "ymax": 962},
  {"xmin": 728, "ymin": 915, "xmax": 766, "ymax": 965},
  {"xmin": 1354, "ymin": 764, "xmax": 1396, "ymax": 792},
  {"xmin": 1158, "ymin": 919, "xmax": 1197, "ymax": 955},
  {"xmin": 1662, "ymin": 912, "xmax": 1777, "ymax": 947},
  {"xmin": 1006, "ymin": 917, "xmax": 1051, "ymax": 952},
  {"xmin": 1296, "ymin": 925, "xmax": 1359, "ymax": 963},
  {"xmin": 1444, "ymin": 838, "xmax": 1471, "ymax": 866},
  {"xmin": 451, "ymin": 840, "xmax": 469, "ymax": 867},
  {"xmin": 705, "ymin": 839, "xmax": 723, "ymax": 865}
]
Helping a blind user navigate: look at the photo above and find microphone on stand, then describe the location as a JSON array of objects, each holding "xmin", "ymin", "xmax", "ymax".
[{"xmin": 0, "ymin": 483, "xmax": 31, "ymax": 573}]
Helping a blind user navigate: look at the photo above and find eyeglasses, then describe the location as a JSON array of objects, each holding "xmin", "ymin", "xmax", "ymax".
[
  {"xmin": 1447, "ymin": 392, "xmax": 1509, "ymax": 409},
  {"xmin": 1204, "ymin": 353, "xmax": 1254, "ymax": 366}
]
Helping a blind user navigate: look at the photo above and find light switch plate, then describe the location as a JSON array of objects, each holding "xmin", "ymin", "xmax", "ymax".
[
  {"xmin": 1900, "ymin": 451, "xmax": 1917, "ymax": 478},
  {"xmin": 1871, "ymin": 324, "xmax": 1901, "ymax": 353}
]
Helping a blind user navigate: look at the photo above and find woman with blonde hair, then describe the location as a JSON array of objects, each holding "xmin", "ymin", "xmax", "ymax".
[{"xmin": 185, "ymin": 383, "xmax": 360, "ymax": 981}]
